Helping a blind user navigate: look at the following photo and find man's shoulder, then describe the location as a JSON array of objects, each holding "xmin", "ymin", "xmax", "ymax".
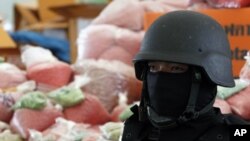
[
  {"xmin": 223, "ymin": 114, "xmax": 250, "ymax": 125},
  {"xmin": 197, "ymin": 114, "xmax": 249, "ymax": 141},
  {"xmin": 198, "ymin": 124, "xmax": 229, "ymax": 141}
]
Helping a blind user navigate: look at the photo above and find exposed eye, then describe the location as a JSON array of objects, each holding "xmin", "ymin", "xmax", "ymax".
[
  {"xmin": 148, "ymin": 64, "xmax": 160, "ymax": 73},
  {"xmin": 170, "ymin": 66, "xmax": 188, "ymax": 73},
  {"xmin": 148, "ymin": 61, "xmax": 188, "ymax": 73}
]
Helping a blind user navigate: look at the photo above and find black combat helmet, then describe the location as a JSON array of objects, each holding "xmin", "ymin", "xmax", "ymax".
[{"xmin": 134, "ymin": 10, "xmax": 235, "ymax": 87}]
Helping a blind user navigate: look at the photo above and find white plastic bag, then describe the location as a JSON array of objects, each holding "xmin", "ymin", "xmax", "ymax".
[
  {"xmin": 240, "ymin": 51, "xmax": 250, "ymax": 84},
  {"xmin": 21, "ymin": 45, "xmax": 58, "ymax": 68},
  {"xmin": 99, "ymin": 122, "xmax": 123, "ymax": 141},
  {"xmin": 206, "ymin": 0, "xmax": 250, "ymax": 8},
  {"xmin": 0, "ymin": 63, "xmax": 27, "ymax": 88},
  {"xmin": 29, "ymin": 118, "xmax": 100, "ymax": 141}
]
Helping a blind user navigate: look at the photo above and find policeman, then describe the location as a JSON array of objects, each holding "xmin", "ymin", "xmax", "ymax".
[{"xmin": 121, "ymin": 10, "xmax": 247, "ymax": 141}]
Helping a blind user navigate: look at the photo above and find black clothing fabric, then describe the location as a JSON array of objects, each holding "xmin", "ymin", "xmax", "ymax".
[
  {"xmin": 150, "ymin": 108, "xmax": 227, "ymax": 141},
  {"xmin": 146, "ymin": 69, "xmax": 217, "ymax": 118},
  {"xmin": 147, "ymin": 70, "xmax": 192, "ymax": 117},
  {"xmin": 122, "ymin": 105, "xmax": 247, "ymax": 141}
]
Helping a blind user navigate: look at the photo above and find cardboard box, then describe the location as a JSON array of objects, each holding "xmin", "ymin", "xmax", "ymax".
[
  {"xmin": 0, "ymin": 27, "xmax": 23, "ymax": 68},
  {"xmin": 0, "ymin": 27, "xmax": 16, "ymax": 50},
  {"xmin": 143, "ymin": 8, "xmax": 250, "ymax": 77}
]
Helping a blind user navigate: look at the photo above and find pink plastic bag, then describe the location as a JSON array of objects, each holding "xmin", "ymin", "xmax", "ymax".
[
  {"xmin": 0, "ymin": 63, "xmax": 27, "ymax": 89},
  {"xmin": 72, "ymin": 59, "xmax": 142, "ymax": 111},
  {"xmin": 77, "ymin": 24, "xmax": 144, "ymax": 66},
  {"xmin": 206, "ymin": 0, "xmax": 250, "ymax": 8},
  {"xmin": 27, "ymin": 61, "xmax": 73, "ymax": 89},
  {"xmin": 158, "ymin": 0, "xmax": 192, "ymax": 8},
  {"xmin": 10, "ymin": 107, "xmax": 63, "ymax": 139},
  {"xmin": 188, "ymin": 1, "xmax": 213, "ymax": 10},
  {"xmin": 0, "ymin": 94, "xmax": 15, "ymax": 123},
  {"xmin": 227, "ymin": 86, "xmax": 250, "ymax": 120},
  {"xmin": 64, "ymin": 94, "xmax": 111, "ymax": 125},
  {"xmin": 92, "ymin": 0, "xmax": 144, "ymax": 30},
  {"xmin": 141, "ymin": 1, "xmax": 181, "ymax": 13},
  {"xmin": 213, "ymin": 98, "xmax": 232, "ymax": 114}
]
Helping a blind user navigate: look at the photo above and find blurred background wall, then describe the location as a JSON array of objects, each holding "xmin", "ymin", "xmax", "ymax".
[{"xmin": 0, "ymin": 0, "xmax": 37, "ymax": 30}]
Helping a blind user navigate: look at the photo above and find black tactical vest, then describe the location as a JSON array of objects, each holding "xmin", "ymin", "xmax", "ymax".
[{"xmin": 122, "ymin": 105, "xmax": 248, "ymax": 141}]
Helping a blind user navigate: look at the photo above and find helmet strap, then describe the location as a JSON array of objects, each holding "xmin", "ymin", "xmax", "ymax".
[
  {"xmin": 138, "ymin": 67, "xmax": 150, "ymax": 122},
  {"xmin": 178, "ymin": 68, "xmax": 201, "ymax": 123}
]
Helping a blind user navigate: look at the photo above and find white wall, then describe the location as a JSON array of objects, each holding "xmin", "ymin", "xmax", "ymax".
[
  {"xmin": 0, "ymin": 0, "xmax": 37, "ymax": 26},
  {"xmin": 0, "ymin": 0, "xmax": 92, "ymax": 32}
]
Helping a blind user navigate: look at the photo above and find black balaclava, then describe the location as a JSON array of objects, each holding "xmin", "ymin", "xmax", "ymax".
[{"xmin": 146, "ymin": 66, "xmax": 217, "ymax": 118}]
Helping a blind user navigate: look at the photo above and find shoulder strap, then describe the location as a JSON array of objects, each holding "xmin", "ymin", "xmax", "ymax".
[{"xmin": 122, "ymin": 105, "xmax": 150, "ymax": 141}]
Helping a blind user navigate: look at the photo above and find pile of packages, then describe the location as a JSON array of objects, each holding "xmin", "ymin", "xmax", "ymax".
[
  {"xmin": 0, "ymin": 45, "xmax": 135, "ymax": 141},
  {"xmin": 76, "ymin": 0, "xmax": 250, "ymax": 66},
  {"xmin": 1, "ymin": 0, "xmax": 250, "ymax": 141}
]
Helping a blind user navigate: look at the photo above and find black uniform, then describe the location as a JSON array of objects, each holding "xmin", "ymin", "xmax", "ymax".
[{"xmin": 122, "ymin": 105, "xmax": 247, "ymax": 141}]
